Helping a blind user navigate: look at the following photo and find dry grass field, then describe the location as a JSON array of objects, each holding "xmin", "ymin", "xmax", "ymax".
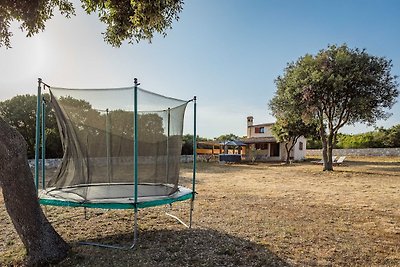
[{"xmin": 1, "ymin": 156, "xmax": 399, "ymax": 266}]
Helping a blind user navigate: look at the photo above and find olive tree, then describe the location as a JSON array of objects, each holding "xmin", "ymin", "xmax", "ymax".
[{"xmin": 275, "ymin": 44, "xmax": 398, "ymax": 170}]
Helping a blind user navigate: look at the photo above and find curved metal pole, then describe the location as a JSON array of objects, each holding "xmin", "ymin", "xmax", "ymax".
[{"xmin": 35, "ymin": 78, "xmax": 42, "ymax": 192}]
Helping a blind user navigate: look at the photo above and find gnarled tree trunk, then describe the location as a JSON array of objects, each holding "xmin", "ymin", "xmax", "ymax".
[{"xmin": 0, "ymin": 118, "xmax": 69, "ymax": 266}]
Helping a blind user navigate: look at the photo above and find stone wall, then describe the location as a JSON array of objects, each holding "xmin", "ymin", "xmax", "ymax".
[
  {"xmin": 29, "ymin": 155, "xmax": 197, "ymax": 168},
  {"xmin": 28, "ymin": 158, "xmax": 62, "ymax": 168},
  {"xmin": 307, "ymin": 148, "xmax": 400, "ymax": 157}
]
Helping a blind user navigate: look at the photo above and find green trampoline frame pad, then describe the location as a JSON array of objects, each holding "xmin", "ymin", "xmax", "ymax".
[
  {"xmin": 39, "ymin": 192, "xmax": 193, "ymax": 209},
  {"xmin": 38, "ymin": 184, "xmax": 193, "ymax": 209}
]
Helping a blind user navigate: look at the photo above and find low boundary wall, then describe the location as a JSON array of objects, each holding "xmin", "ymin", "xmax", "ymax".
[
  {"xmin": 307, "ymin": 148, "xmax": 400, "ymax": 157},
  {"xmin": 28, "ymin": 155, "xmax": 197, "ymax": 168}
]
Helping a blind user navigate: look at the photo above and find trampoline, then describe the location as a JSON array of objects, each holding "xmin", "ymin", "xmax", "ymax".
[{"xmin": 34, "ymin": 78, "xmax": 197, "ymax": 248}]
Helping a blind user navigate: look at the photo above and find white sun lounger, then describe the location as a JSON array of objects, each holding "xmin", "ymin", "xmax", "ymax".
[
  {"xmin": 313, "ymin": 156, "xmax": 337, "ymax": 164},
  {"xmin": 333, "ymin": 156, "xmax": 346, "ymax": 165}
]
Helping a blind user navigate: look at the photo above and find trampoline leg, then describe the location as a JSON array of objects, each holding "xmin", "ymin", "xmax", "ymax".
[
  {"xmin": 129, "ymin": 208, "xmax": 138, "ymax": 249},
  {"xmin": 189, "ymin": 198, "xmax": 194, "ymax": 229},
  {"xmin": 165, "ymin": 212, "xmax": 190, "ymax": 228},
  {"xmin": 79, "ymin": 208, "xmax": 139, "ymax": 250},
  {"xmin": 43, "ymin": 205, "xmax": 48, "ymax": 217},
  {"xmin": 165, "ymin": 200, "xmax": 194, "ymax": 229}
]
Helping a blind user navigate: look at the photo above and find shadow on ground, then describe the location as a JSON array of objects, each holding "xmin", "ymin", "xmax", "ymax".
[
  {"xmin": 60, "ymin": 228, "xmax": 289, "ymax": 267},
  {"xmin": 345, "ymin": 160, "xmax": 400, "ymax": 166}
]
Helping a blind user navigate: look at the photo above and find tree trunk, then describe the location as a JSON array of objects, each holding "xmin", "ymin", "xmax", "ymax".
[
  {"xmin": 285, "ymin": 143, "xmax": 291, "ymax": 164},
  {"xmin": 325, "ymin": 132, "xmax": 334, "ymax": 171},
  {"xmin": 320, "ymin": 125, "xmax": 333, "ymax": 171},
  {"xmin": 0, "ymin": 118, "xmax": 69, "ymax": 266}
]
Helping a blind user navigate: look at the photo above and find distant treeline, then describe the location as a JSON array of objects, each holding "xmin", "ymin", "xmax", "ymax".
[
  {"xmin": 2, "ymin": 94, "xmax": 398, "ymax": 157},
  {"xmin": 307, "ymin": 125, "xmax": 400, "ymax": 149},
  {"xmin": 0, "ymin": 94, "xmax": 214, "ymax": 158}
]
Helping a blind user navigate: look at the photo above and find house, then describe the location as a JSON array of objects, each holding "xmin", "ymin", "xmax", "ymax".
[{"xmin": 241, "ymin": 116, "xmax": 307, "ymax": 161}]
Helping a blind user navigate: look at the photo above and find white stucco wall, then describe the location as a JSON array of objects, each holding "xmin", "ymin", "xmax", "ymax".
[
  {"xmin": 247, "ymin": 124, "xmax": 274, "ymax": 138},
  {"xmin": 278, "ymin": 137, "xmax": 307, "ymax": 161},
  {"xmin": 293, "ymin": 136, "xmax": 307, "ymax": 161}
]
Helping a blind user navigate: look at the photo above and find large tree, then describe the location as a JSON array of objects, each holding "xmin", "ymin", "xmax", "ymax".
[
  {"xmin": 275, "ymin": 44, "xmax": 398, "ymax": 170},
  {"xmin": 0, "ymin": 0, "xmax": 183, "ymax": 48},
  {"xmin": 0, "ymin": 1, "xmax": 185, "ymax": 265},
  {"xmin": 0, "ymin": 118, "xmax": 69, "ymax": 266}
]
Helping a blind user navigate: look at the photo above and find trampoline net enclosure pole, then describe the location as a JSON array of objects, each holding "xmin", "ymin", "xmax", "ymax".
[
  {"xmin": 106, "ymin": 108, "xmax": 112, "ymax": 183},
  {"xmin": 34, "ymin": 78, "xmax": 42, "ymax": 191},
  {"xmin": 190, "ymin": 96, "xmax": 197, "ymax": 228},
  {"xmin": 192, "ymin": 96, "xmax": 197, "ymax": 198},
  {"xmin": 133, "ymin": 78, "xmax": 139, "ymax": 204},
  {"xmin": 166, "ymin": 108, "xmax": 170, "ymax": 184},
  {"xmin": 41, "ymin": 98, "xmax": 46, "ymax": 189},
  {"xmin": 132, "ymin": 78, "xmax": 139, "ymax": 248}
]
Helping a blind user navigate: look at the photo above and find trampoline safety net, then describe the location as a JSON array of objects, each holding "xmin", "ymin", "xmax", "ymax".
[{"xmin": 46, "ymin": 86, "xmax": 189, "ymax": 203}]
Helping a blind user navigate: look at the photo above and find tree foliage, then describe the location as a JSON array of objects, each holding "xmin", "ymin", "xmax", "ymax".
[
  {"xmin": 270, "ymin": 117, "xmax": 317, "ymax": 163},
  {"xmin": 270, "ymin": 78, "xmax": 318, "ymax": 163},
  {"xmin": 181, "ymin": 134, "xmax": 209, "ymax": 155},
  {"xmin": 0, "ymin": 0, "xmax": 75, "ymax": 48},
  {"xmin": 335, "ymin": 125, "xmax": 400, "ymax": 148},
  {"xmin": 0, "ymin": 0, "xmax": 183, "ymax": 48},
  {"xmin": 0, "ymin": 94, "xmax": 215, "ymax": 158},
  {"xmin": 276, "ymin": 44, "xmax": 398, "ymax": 170},
  {"xmin": 82, "ymin": 0, "xmax": 183, "ymax": 47},
  {"xmin": 0, "ymin": 94, "xmax": 62, "ymax": 159},
  {"xmin": 214, "ymin": 133, "xmax": 240, "ymax": 142}
]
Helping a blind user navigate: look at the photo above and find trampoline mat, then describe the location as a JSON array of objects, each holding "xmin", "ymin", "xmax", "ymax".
[{"xmin": 38, "ymin": 184, "xmax": 193, "ymax": 209}]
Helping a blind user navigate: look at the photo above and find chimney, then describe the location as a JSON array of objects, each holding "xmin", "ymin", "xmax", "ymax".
[
  {"xmin": 247, "ymin": 116, "xmax": 253, "ymax": 127},
  {"xmin": 247, "ymin": 116, "xmax": 253, "ymax": 138}
]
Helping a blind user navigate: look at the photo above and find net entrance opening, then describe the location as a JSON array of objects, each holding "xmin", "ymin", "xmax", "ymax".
[{"xmin": 43, "ymin": 86, "xmax": 189, "ymax": 205}]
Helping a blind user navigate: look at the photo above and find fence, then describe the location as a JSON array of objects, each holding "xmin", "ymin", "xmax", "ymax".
[{"xmin": 307, "ymin": 148, "xmax": 400, "ymax": 157}]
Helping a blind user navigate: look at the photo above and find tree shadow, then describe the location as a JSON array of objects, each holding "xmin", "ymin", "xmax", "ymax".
[
  {"xmin": 341, "ymin": 160, "xmax": 400, "ymax": 174},
  {"xmin": 60, "ymin": 228, "xmax": 290, "ymax": 267},
  {"xmin": 344, "ymin": 159, "xmax": 400, "ymax": 167}
]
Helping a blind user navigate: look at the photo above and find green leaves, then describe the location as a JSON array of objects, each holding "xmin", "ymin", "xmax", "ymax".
[
  {"xmin": 270, "ymin": 44, "xmax": 398, "ymax": 169},
  {"xmin": 335, "ymin": 124, "xmax": 400, "ymax": 148},
  {"xmin": 0, "ymin": 0, "xmax": 183, "ymax": 48},
  {"xmin": 72, "ymin": 0, "xmax": 183, "ymax": 47},
  {"xmin": 0, "ymin": 94, "xmax": 62, "ymax": 158},
  {"xmin": 0, "ymin": 0, "xmax": 75, "ymax": 48},
  {"xmin": 214, "ymin": 133, "xmax": 240, "ymax": 142},
  {"xmin": 274, "ymin": 44, "xmax": 398, "ymax": 132}
]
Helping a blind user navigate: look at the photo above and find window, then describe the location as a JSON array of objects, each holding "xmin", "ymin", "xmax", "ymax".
[
  {"xmin": 255, "ymin": 127, "xmax": 265, "ymax": 133},
  {"xmin": 255, "ymin": 143, "xmax": 268, "ymax": 150},
  {"xmin": 299, "ymin": 141, "xmax": 303, "ymax": 151}
]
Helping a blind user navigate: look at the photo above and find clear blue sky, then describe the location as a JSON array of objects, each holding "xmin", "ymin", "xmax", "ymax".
[{"xmin": 1, "ymin": 0, "xmax": 399, "ymax": 138}]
